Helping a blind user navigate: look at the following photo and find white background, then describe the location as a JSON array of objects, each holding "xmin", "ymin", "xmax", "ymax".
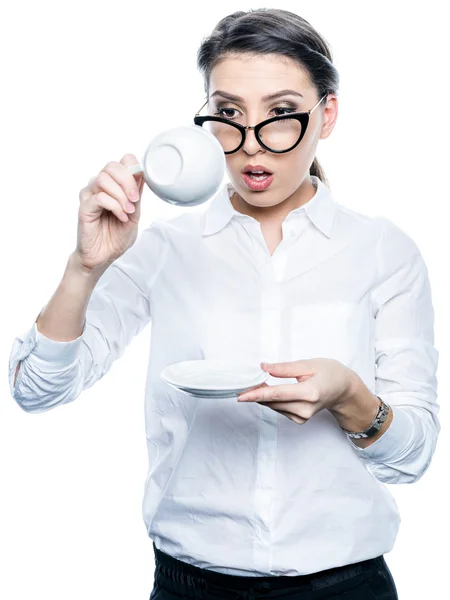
[{"xmin": 1, "ymin": 1, "xmax": 448, "ymax": 598}]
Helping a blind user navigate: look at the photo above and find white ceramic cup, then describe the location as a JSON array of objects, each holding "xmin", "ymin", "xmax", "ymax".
[{"xmin": 127, "ymin": 125, "xmax": 226, "ymax": 206}]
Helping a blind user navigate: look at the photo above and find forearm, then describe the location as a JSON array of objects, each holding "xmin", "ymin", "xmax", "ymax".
[
  {"xmin": 329, "ymin": 372, "xmax": 393, "ymax": 448},
  {"xmin": 13, "ymin": 253, "xmax": 107, "ymax": 388},
  {"xmin": 35, "ymin": 252, "xmax": 108, "ymax": 342},
  {"xmin": 329, "ymin": 371, "xmax": 438, "ymax": 483}
]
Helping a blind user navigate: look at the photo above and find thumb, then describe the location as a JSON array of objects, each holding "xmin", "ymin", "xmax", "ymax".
[
  {"xmin": 260, "ymin": 360, "xmax": 314, "ymax": 380},
  {"xmin": 136, "ymin": 172, "xmax": 145, "ymax": 198}
]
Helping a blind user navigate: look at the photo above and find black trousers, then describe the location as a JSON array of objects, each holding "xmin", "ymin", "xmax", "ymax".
[{"xmin": 150, "ymin": 543, "xmax": 399, "ymax": 600}]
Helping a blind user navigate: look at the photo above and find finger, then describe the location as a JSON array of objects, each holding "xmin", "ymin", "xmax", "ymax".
[
  {"xmin": 92, "ymin": 171, "xmax": 135, "ymax": 216},
  {"xmin": 120, "ymin": 154, "xmax": 144, "ymax": 220},
  {"xmin": 260, "ymin": 404, "xmax": 307, "ymax": 425},
  {"xmin": 259, "ymin": 400, "xmax": 315, "ymax": 420},
  {"xmin": 246, "ymin": 382, "xmax": 269, "ymax": 392},
  {"xmin": 102, "ymin": 157, "xmax": 141, "ymax": 205},
  {"xmin": 120, "ymin": 153, "xmax": 144, "ymax": 200},
  {"xmin": 277, "ymin": 410, "xmax": 307, "ymax": 425},
  {"xmin": 238, "ymin": 384, "xmax": 299, "ymax": 402},
  {"xmin": 136, "ymin": 165, "xmax": 145, "ymax": 194},
  {"xmin": 261, "ymin": 360, "xmax": 314, "ymax": 379},
  {"xmin": 93, "ymin": 191, "xmax": 131, "ymax": 223},
  {"xmin": 236, "ymin": 382, "xmax": 269, "ymax": 399}
]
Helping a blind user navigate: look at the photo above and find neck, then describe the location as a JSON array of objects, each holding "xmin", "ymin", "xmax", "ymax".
[{"xmin": 230, "ymin": 176, "xmax": 317, "ymax": 228}]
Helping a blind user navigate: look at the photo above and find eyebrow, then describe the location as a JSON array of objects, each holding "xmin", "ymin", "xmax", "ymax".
[{"xmin": 209, "ymin": 89, "xmax": 304, "ymax": 103}]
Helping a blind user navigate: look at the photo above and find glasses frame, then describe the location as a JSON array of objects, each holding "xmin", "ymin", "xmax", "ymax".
[{"xmin": 194, "ymin": 94, "xmax": 328, "ymax": 154}]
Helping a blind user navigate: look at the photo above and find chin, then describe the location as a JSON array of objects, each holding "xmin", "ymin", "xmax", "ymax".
[
  {"xmin": 235, "ymin": 177, "xmax": 294, "ymax": 202},
  {"xmin": 237, "ymin": 189, "xmax": 290, "ymax": 209}
]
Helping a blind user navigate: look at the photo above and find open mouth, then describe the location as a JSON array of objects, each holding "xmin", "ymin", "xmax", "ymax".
[
  {"xmin": 242, "ymin": 171, "xmax": 274, "ymax": 191},
  {"xmin": 245, "ymin": 171, "xmax": 272, "ymax": 180}
]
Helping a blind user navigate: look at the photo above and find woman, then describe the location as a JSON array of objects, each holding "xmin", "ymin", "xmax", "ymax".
[{"xmin": 9, "ymin": 8, "xmax": 439, "ymax": 600}]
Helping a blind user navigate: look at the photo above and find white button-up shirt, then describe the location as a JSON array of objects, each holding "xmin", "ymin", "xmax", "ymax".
[{"xmin": 9, "ymin": 175, "xmax": 440, "ymax": 576}]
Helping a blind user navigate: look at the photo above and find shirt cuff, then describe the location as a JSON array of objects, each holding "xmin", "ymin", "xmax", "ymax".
[
  {"xmin": 29, "ymin": 320, "xmax": 87, "ymax": 367},
  {"xmin": 347, "ymin": 405, "xmax": 414, "ymax": 462}
]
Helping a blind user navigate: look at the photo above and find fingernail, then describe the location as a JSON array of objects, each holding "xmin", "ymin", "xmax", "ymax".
[
  {"xmin": 126, "ymin": 201, "xmax": 135, "ymax": 213},
  {"xmin": 129, "ymin": 188, "xmax": 139, "ymax": 202}
]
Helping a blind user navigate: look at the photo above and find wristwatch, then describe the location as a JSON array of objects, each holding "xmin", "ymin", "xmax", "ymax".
[{"xmin": 341, "ymin": 396, "xmax": 391, "ymax": 439}]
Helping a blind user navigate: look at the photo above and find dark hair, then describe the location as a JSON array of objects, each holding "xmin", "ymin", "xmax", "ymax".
[{"xmin": 196, "ymin": 8, "xmax": 340, "ymax": 188}]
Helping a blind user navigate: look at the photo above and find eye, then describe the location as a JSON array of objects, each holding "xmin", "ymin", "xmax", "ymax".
[
  {"xmin": 273, "ymin": 106, "xmax": 297, "ymax": 116},
  {"xmin": 214, "ymin": 107, "xmax": 239, "ymax": 119},
  {"xmin": 213, "ymin": 105, "xmax": 298, "ymax": 120}
]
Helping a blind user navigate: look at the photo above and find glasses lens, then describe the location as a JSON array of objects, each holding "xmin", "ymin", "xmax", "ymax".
[
  {"xmin": 202, "ymin": 120, "xmax": 242, "ymax": 152},
  {"xmin": 258, "ymin": 118, "xmax": 302, "ymax": 151},
  {"xmin": 201, "ymin": 117, "xmax": 303, "ymax": 152}
]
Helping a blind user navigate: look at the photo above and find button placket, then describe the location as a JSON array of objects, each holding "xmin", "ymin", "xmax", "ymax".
[{"xmin": 250, "ymin": 262, "xmax": 280, "ymax": 573}]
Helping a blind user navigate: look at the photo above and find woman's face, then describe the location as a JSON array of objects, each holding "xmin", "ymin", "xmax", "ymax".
[{"xmin": 208, "ymin": 53, "xmax": 338, "ymax": 209}]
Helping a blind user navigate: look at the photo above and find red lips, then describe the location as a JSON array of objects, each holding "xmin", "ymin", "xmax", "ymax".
[{"xmin": 241, "ymin": 164, "xmax": 273, "ymax": 175}]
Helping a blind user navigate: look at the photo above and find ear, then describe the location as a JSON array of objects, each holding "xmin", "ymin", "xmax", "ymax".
[{"xmin": 319, "ymin": 94, "xmax": 338, "ymax": 140}]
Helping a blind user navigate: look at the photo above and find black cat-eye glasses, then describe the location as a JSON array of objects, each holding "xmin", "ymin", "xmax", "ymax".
[{"xmin": 193, "ymin": 94, "xmax": 327, "ymax": 154}]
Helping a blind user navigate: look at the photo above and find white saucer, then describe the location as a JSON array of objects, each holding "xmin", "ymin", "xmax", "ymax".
[
  {"xmin": 161, "ymin": 359, "xmax": 268, "ymax": 398},
  {"xmin": 165, "ymin": 383, "xmax": 246, "ymax": 399}
]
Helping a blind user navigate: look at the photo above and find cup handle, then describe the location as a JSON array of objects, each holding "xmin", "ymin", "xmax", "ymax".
[{"xmin": 128, "ymin": 163, "xmax": 144, "ymax": 176}]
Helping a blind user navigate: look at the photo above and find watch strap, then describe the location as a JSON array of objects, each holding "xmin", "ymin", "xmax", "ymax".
[{"xmin": 341, "ymin": 396, "xmax": 391, "ymax": 439}]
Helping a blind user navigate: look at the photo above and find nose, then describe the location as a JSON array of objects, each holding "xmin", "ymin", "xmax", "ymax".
[{"xmin": 242, "ymin": 126, "xmax": 265, "ymax": 155}]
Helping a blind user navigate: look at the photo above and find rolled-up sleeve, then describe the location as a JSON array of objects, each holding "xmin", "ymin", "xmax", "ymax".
[
  {"xmin": 8, "ymin": 221, "xmax": 168, "ymax": 414},
  {"xmin": 349, "ymin": 217, "xmax": 440, "ymax": 484}
]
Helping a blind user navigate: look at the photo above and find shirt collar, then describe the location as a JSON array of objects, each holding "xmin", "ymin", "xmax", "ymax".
[{"xmin": 202, "ymin": 175, "xmax": 337, "ymax": 238}]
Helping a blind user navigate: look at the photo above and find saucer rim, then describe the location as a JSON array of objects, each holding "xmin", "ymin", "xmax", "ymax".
[{"xmin": 161, "ymin": 359, "xmax": 268, "ymax": 391}]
